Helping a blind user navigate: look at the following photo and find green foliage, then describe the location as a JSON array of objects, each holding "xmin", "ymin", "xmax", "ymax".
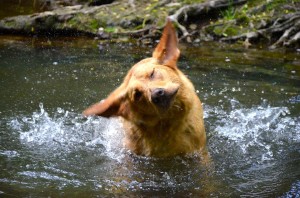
[
  {"xmin": 235, "ymin": 4, "xmax": 250, "ymax": 26},
  {"xmin": 266, "ymin": 0, "xmax": 292, "ymax": 11},
  {"xmin": 104, "ymin": 26, "xmax": 116, "ymax": 33},
  {"xmin": 223, "ymin": 25, "xmax": 239, "ymax": 36},
  {"xmin": 236, "ymin": 15, "xmax": 250, "ymax": 26},
  {"xmin": 212, "ymin": 23, "xmax": 240, "ymax": 37},
  {"xmin": 220, "ymin": 0, "xmax": 236, "ymax": 21},
  {"xmin": 90, "ymin": 19, "xmax": 99, "ymax": 30}
]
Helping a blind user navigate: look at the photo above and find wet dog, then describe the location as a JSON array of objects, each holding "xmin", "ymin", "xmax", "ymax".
[{"xmin": 83, "ymin": 19, "xmax": 206, "ymax": 157}]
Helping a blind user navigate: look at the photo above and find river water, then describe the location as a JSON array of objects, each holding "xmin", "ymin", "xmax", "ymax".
[{"xmin": 0, "ymin": 36, "xmax": 299, "ymax": 197}]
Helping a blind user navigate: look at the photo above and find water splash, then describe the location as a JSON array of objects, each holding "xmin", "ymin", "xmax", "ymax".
[
  {"xmin": 5, "ymin": 100, "xmax": 300, "ymax": 196},
  {"xmin": 205, "ymin": 99, "xmax": 300, "ymax": 161},
  {"xmin": 281, "ymin": 180, "xmax": 300, "ymax": 198},
  {"xmin": 0, "ymin": 150, "xmax": 20, "ymax": 158},
  {"xmin": 9, "ymin": 103, "xmax": 125, "ymax": 161}
]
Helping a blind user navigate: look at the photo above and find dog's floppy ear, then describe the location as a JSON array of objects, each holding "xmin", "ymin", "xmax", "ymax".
[
  {"xmin": 152, "ymin": 18, "xmax": 180, "ymax": 68},
  {"xmin": 83, "ymin": 85, "xmax": 129, "ymax": 118}
]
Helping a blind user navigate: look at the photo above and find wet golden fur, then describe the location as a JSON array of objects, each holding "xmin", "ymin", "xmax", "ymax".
[{"xmin": 83, "ymin": 19, "xmax": 206, "ymax": 157}]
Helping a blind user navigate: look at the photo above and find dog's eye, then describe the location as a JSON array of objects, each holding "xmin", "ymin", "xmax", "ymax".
[
  {"xmin": 134, "ymin": 90, "xmax": 143, "ymax": 101},
  {"xmin": 150, "ymin": 69, "xmax": 155, "ymax": 79}
]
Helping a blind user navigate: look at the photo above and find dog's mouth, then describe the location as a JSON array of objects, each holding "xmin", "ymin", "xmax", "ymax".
[{"xmin": 150, "ymin": 86, "xmax": 179, "ymax": 110}]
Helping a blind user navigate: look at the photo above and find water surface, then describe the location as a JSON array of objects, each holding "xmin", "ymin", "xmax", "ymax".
[{"xmin": 0, "ymin": 36, "xmax": 299, "ymax": 197}]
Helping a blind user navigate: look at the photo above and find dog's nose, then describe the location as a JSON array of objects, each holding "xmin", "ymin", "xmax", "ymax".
[
  {"xmin": 153, "ymin": 88, "xmax": 165, "ymax": 97},
  {"xmin": 151, "ymin": 88, "xmax": 165, "ymax": 104},
  {"xmin": 151, "ymin": 87, "xmax": 178, "ymax": 108}
]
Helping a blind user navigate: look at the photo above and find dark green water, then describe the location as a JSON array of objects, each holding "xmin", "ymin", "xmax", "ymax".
[
  {"xmin": 0, "ymin": 36, "xmax": 299, "ymax": 197},
  {"xmin": 0, "ymin": 0, "xmax": 41, "ymax": 19}
]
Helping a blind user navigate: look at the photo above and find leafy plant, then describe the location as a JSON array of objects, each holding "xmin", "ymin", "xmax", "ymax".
[
  {"xmin": 221, "ymin": 0, "xmax": 236, "ymax": 20},
  {"xmin": 104, "ymin": 26, "xmax": 116, "ymax": 33}
]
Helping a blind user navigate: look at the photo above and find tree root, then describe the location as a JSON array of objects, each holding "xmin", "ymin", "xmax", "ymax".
[
  {"xmin": 168, "ymin": 0, "xmax": 247, "ymax": 41},
  {"xmin": 269, "ymin": 14, "xmax": 300, "ymax": 49},
  {"xmin": 116, "ymin": 26, "xmax": 156, "ymax": 38},
  {"xmin": 221, "ymin": 12, "xmax": 300, "ymax": 49},
  {"xmin": 118, "ymin": 0, "xmax": 247, "ymax": 43}
]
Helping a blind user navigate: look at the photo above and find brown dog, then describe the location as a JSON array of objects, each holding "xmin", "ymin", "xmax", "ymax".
[{"xmin": 83, "ymin": 19, "xmax": 206, "ymax": 157}]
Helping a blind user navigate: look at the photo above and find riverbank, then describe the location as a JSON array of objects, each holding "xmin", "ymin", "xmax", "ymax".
[{"xmin": 0, "ymin": 0, "xmax": 299, "ymax": 49}]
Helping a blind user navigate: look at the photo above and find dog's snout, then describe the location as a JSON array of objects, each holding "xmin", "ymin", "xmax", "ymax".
[
  {"xmin": 151, "ymin": 87, "xmax": 178, "ymax": 108},
  {"xmin": 151, "ymin": 88, "xmax": 165, "ymax": 105}
]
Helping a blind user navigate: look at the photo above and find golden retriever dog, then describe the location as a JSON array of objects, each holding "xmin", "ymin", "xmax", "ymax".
[{"xmin": 83, "ymin": 19, "xmax": 206, "ymax": 158}]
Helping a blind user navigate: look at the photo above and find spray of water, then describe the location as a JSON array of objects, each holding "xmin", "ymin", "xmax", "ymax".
[
  {"xmin": 9, "ymin": 100, "xmax": 299, "ymax": 164},
  {"xmin": 9, "ymin": 103, "xmax": 125, "ymax": 162},
  {"xmin": 5, "ymin": 99, "xmax": 300, "ymax": 195},
  {"xmin": 205, "ymin": 99, "xmax": 300, "ymax": 162}
]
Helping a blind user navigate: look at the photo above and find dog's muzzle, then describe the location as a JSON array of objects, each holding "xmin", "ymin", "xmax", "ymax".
[{"xmin": 151, "ymin": 87, "xmax": 178, "ymax": 109}]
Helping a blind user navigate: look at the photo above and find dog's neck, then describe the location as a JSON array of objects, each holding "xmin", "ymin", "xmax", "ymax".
[
  {"xmin": 131, "ymin": 100, "xmax": 187, "ymax": 129},
  {"xmin": 129, "ymin": 113, "xmax": 187, "ymax": 140}
]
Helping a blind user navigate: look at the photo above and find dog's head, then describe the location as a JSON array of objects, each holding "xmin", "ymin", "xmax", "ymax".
[{"xmin": 83, "ymin": 19, "xmax": 187, "ymax": 126}]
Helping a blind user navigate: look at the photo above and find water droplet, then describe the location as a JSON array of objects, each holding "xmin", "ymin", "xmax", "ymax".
[
  {"xmin": 57, "ymin": 107, "xmax": 64, "ymax": 114},
  {"xmin": 39, "ymin": 103, "xmax": 43, "ymax": 110}
]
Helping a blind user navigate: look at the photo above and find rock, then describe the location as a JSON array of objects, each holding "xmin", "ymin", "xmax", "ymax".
[
  {"xmin": 0, "ymin": 5, "xmax": 94, "ymax": 35},
  {"xmin": 0, "ymin": 0, "xmax": 169, "ymax": 38}
]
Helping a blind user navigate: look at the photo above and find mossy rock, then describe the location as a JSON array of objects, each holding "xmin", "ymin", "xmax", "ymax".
[
  {"xmin": 236, "ymin": 14, "xmax": 250, "ymax": 26},
  {"xmin": 209, "ymin": 22, "xmax": 240, "ymax": 37}
]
